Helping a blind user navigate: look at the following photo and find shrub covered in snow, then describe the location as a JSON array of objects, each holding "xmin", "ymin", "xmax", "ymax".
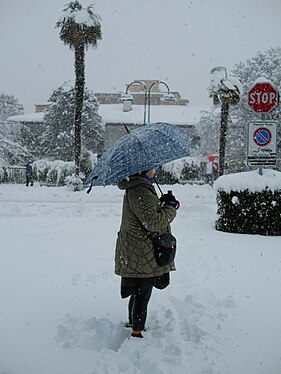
[
  {"xmin": 32, "ymin": 152, "xmax": 99, "ymax": 187},
  {"xmin": 215, "ymin": 169, "xmax": 281, "ymax": 235},
  {"xmin": 159, "ymin": 156, "xmax": 206, "ymax": 184},
  {"xmin": 33, "ymin": 159, "xmax": 75, "ymax": 186},
  {"xmin": 65, "ymin": 174, "xmax": 84, "ymax": 191},
  {"xmin": 80, "ymin": 148, "xmax": 99, "ymax": 178}
]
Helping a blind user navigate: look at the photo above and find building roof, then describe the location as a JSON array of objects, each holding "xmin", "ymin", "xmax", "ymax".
[
  {"xmin": 7, "ymin": 112, "xmax": 45, "ymax": 123},
  {"xmin": 98, "ymin": 104, "xmax": 207, "ymax": 125},
  {"xmin": 7, "ymin": 104, "xmax": 208, "ymax": 125}
]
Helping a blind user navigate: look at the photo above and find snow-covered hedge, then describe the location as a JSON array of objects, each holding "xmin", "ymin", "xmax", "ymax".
[
  {"xmin": 214, "ymin": 169, "xmax": 281, "ymax": 235},
  {"xmin": 33, "ymin": 160, "xmax": 75, "ymax": 186},
  {"xmin": 158, "ymin": 156, "xmax": 206, "ymax": 184},
  {"xmin": 31, "ymin": 151, "xmax": 99, "ymax": 187}
]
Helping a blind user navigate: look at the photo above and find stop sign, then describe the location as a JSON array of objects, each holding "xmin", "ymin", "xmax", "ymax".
[{"xmin": 248, "ymin": 82, "xmax": 278, "ymax": 113}]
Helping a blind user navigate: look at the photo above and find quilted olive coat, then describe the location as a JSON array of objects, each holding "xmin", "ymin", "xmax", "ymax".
[{"xmin": 115, "ymin": 175, "xmax": 177, "ymax": 278}]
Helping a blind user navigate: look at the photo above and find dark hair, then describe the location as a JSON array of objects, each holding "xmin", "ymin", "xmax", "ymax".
[
  {"xmin": 141, "ymin": 170, "xmax": 149, "ymax": 175},
  {"xmin": 131, "ymin": 170, "xmax": 149, "ymax": 177}
]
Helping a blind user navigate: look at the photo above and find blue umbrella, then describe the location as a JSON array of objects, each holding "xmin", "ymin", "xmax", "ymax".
[{"xmin": 84, "ymin": 122, "xmax": 192, "ymax": 189}]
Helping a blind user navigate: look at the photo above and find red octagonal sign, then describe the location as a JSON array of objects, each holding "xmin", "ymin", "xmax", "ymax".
[{"xmin": 248, "ymin": 82, "xmax": 278, "ymax": 113}]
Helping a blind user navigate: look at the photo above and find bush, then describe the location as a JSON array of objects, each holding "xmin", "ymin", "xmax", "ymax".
[
  {"xmin": 65, "ymin": 174, "xmax": 84, "ymax": 191},
  {"xmin": 215, "ymin": 170, "xmax": 281, "ymax": 236},
  {"xmin": 216, "ymin": 188, "xmax": 281, "ymax": 235},
  {"xmin": 32, "ymin": 152, "xmax": 99, "ymax": 187},
  {"xmin": 33, "ymin": 160, "xmax": 75, "ymax": 186},
  {"xmin": 159, "ymin": 157, "xmax": 206, "ymax": 184}
]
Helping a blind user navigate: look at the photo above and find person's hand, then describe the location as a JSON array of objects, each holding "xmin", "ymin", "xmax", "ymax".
[{"xmin": 160, "ymin": 190, "xmax": 180, "ymax": 210}]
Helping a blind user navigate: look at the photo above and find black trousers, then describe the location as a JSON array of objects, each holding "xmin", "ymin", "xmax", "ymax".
[
  {"xmin": 121, "ymin": 277, "xmax": 153, "ymax": 331},
  {"xmin": 26, "ymin": 175, "xmax": 33, "ymax": 186}
]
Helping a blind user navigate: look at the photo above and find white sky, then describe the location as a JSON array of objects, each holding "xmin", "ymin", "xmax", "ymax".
[{"xmin": 1, "ymin": 0, "xmax": 281, "ymax": 113}]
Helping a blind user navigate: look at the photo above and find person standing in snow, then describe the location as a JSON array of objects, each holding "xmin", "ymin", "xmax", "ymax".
[
  {"xmin": 205, "ymin": 158, "xmax": 213, "ymax": 185},
  {"xmin": 25, "ymin": 160, "xmax": 34, "ymax": 187},
  {"xmin": 115, "ymin": 169, "xmax": 179, "ymax": 338}
]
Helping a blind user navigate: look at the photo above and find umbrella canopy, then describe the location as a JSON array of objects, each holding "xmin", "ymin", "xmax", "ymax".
[{"xmin": 84, "ymin": 122, "xmax": 192, "ymax": 188}]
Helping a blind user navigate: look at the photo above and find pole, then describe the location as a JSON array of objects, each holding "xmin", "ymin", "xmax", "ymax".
[
  {"xmin": 143, "ymin": 91, "xmax": 147, "ymax": 125},
  {"xmin": 218, "ymin": 100, "xmax": 229, "ymax": 176},
  {"xmin": 147, "ymin": 80, "xmax": 171, "ymax": 124},
  {"xmin": 147, "ymin": 82, "xmax": 157, "ymax": 124},
  {"xmin": 259, "ymin": 114, "xmax": 265, "ymax": 175},
  {"xmin": 125, "ymin": 80, "xmax": 147, "ymax": 125}
]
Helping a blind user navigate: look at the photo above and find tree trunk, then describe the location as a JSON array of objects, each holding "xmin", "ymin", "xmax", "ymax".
[
  {"xmin": 218, "ymin": 101, "xmax": 229, "ymax": 177},
  {"xmin": 74, "ymin": 44, "xmax": 85, "ymax": 177}
]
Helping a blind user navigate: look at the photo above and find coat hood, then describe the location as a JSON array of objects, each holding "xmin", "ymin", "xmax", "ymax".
[{"xmin": 117, "ymin": 175, "xmax": 153, "ymax": 191}]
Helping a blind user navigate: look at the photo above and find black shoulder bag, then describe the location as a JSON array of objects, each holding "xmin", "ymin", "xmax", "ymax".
[{"xmin": 151, "ymin": 232, "xmax": 177, "ymax": 266}]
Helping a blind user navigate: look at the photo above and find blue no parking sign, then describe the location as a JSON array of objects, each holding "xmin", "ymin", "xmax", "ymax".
[
  {"xmin": 247, "ymin": 121, "xmax": 277, "ymax": 166},
  {"xmin": 253, "ymin": 127, "xmax": 271, "ymax": 147}
]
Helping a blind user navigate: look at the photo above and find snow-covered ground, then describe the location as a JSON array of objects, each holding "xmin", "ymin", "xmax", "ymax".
[{"xmin": 0, "ymin": 182, "xmax": 280, "ymax": 374}]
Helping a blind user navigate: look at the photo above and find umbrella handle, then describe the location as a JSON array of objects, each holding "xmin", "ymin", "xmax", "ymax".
[
  {"xmin": 86, "ymin": 176, "xmax": 98, "ymax": 194},
  {"xmin": 123, "ymin": 124, "xmax": 130, "ymax": 133},
  {"xmin": 153, "ymin": 176, "xmax": 164, "ymax": 196}
]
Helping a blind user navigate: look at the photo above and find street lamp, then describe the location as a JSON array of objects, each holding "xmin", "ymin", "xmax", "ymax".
[
  {"xmin": 121, "ymin": 80, "xmax": 174, "ymax": 125},
  {"xmin": 121, "ymin": 80, "xmax": 148, "ymax": 124},
  {"xmin": 147, "ymin": 80, "xmax": 175, "ymax": 124}
]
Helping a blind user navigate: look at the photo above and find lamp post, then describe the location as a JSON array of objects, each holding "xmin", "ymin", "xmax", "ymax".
[
  {"xmin": 147, "ymin": 80, "xmax": 174, "ymax": 124},
  {"xmin": 121, "ymin": 80, "xmax": 174, "ymax": 125},
  {"xmin": 122, "ymin": 80, "xmax": 148, "ymax": 125}
]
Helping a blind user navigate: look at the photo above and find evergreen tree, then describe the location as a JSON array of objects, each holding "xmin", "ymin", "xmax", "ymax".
[
  {"xmin": 0, "ymin": 121, "xmax": 29, "ymax": 166},
  {"xmin": 0, "ymin": 93, "xmax": 23, "ymax": 121},
  {"xmin": 41, "ymin": 82, "xmax": 103, "ymax": 161},
  {"xmin": 56, "ymin": 1, "xmax": 102, "ymax": 177}
]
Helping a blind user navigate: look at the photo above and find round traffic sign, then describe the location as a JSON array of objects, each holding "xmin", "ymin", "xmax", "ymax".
[
  {"xmin": 253, "ymin": 127, "xmax": 272, "ymax": 146},
  {"xmin": 248, "ymin": 82, "xmax": 278, "ymax": 113}
]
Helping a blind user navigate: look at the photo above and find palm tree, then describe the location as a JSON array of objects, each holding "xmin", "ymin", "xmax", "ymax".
[
  {"xmin": 56, "ymin": 1, "xmax": 102, "ymax": 178},
  {"xmin": 208, "ymin": 67, "xmax": 242, "ymax": 176}
]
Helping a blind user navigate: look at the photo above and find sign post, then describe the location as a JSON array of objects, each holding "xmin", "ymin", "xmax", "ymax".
[{"xmin": 247, "ymin": 79, "xmax": 279, "ymax": 171}]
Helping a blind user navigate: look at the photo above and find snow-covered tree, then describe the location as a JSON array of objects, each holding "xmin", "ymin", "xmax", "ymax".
[
  {"xmin": 0, "ymin": 93, "xmax": 23, "ymax": 121},
  {"xmin": 208, "ymin": 67, "xmax": 242, "ymax": 176},
  {"xmin": 0, "ymin": 93, "xmax": 28, "ymax": 168},
  {"xmin": 20, "ymin": 121, "xmax": 46, "ymax": 160},
  {"xmin": 0, "ymin": 121, "xmax": 29, "ymax": 167},
  {"xmin": 56, "ymin": 1, "xmax": 102, "ymax": 177},
  {"xmin": 230, "ymin": 47, "xmax": 281, "ymax": 122},
  {"xmin": 41, "ymin": 82, "xmax": 104, "ymax": 161},
  {"xmin": 196, "ymin": 109, "xmax": 220, "ymax": 155},
  {"xmin": 231, "ymin": 47, "xmax": 281, "ymax": 100},
  {"xmin": 197, "ymin": 107, "xmax": 246, "ymax": 164}
]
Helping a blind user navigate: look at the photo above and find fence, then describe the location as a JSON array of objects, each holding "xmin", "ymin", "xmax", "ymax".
[{"xmin": 0, "ymin": 166, "xmax": 26, "ymax": 184}]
